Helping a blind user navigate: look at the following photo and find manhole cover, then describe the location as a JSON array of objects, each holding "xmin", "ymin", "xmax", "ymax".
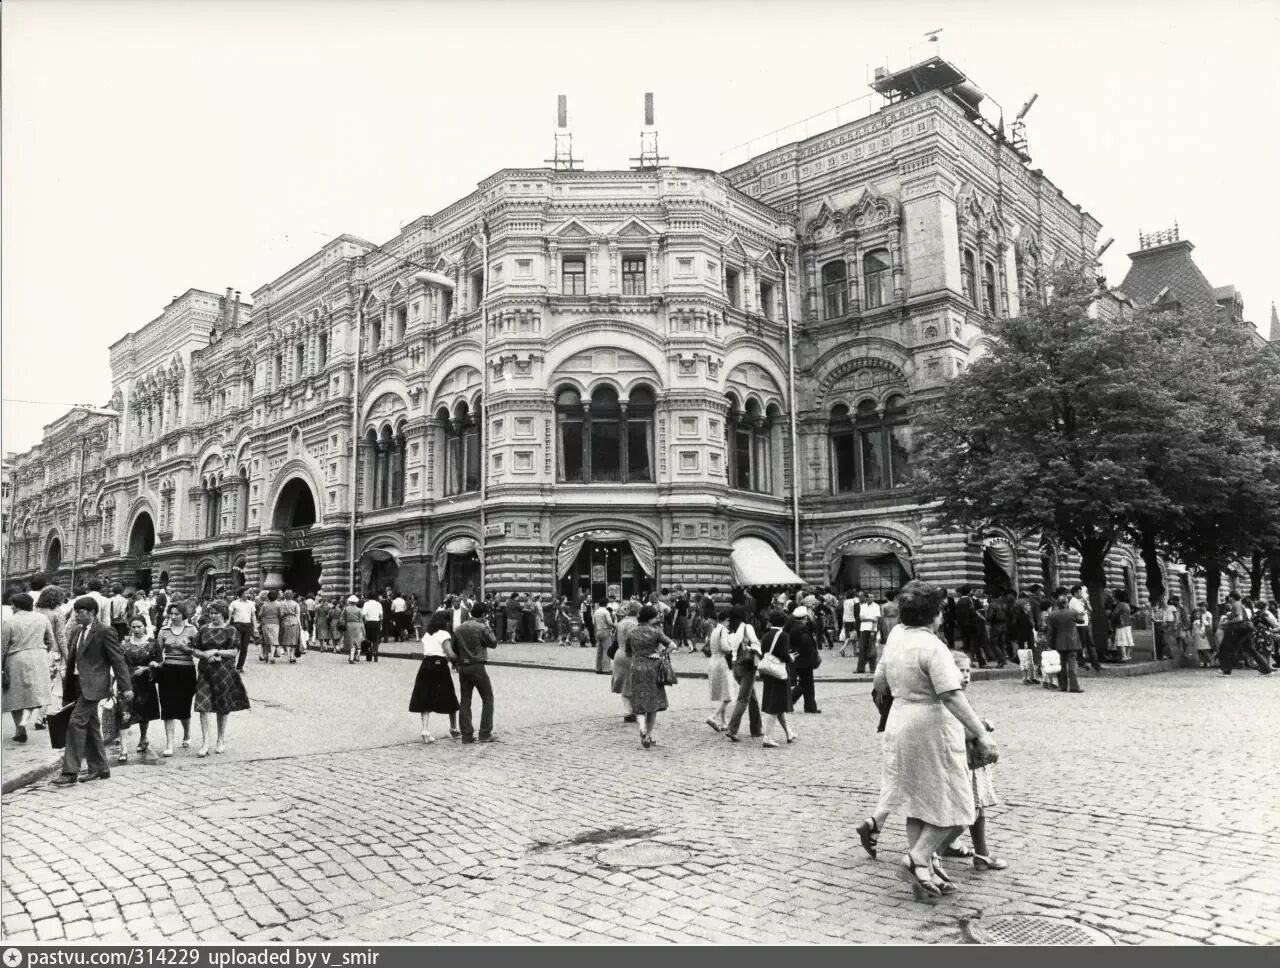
[
  {"xmin": 968, "ymin": 915, "xmax": 1114, "ymax": 946},
  {"xmin": 193, "ymin": 798, "xmax": 286, "ymax": 820},
  {"xmin": 597, "ymin": 843, "xmax": 690, "ymax": 868}
]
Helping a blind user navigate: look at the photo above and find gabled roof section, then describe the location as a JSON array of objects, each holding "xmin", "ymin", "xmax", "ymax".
[{"xmin": 552, "ymin": 217, "xmax": 594, "ymax": 239}]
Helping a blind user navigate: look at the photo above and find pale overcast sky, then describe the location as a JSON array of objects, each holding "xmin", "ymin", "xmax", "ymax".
[{"xmin": 3, "ymin": 0, "xmax": 1277, "ymax": 457}]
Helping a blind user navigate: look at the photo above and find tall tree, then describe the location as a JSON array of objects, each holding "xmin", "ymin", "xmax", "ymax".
[{"xmin": 913, "ymin": 263, "xmax": 1278, "ymax": 649}]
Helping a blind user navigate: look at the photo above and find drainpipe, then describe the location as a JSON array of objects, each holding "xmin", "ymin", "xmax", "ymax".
[
  {"xmin": 780, "ymin": 246, "xmax": 802, "ymax": 575},
  {"xmin": 349, "ymin": 282, "xmax": 373, "ymax": 598},
  {"xmin": 477, "ymin": 221, "xmax": 491, "ymax": 600}
]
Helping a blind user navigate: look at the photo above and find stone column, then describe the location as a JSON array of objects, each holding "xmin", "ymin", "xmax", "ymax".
[
  {"xmin": 889, "ymin": 223, "xmax": 905, "ymax": 302},
  {"xmin": 844, "ymin": 239, "xmax": 860, "ymax": 313},
  {"xmin": 649, "ymin": 241, "xmax": 660, "ymax": 294},
  {"xmin": 548, "ymin": 241, "xmax": 560, "ymax": 296},
  {"xmin": 803, "ymin": 251, "xmax": 818, "ymax": 321},
  {"xmin": 373, "ymin": 441, "xmax": 388, "ymax": 509},
  {"xmin": 607, "ymin": 241, "xmax": 619, "ymax": 295}
]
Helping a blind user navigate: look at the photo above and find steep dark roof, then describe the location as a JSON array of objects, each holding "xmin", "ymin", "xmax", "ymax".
[{"xmin": 1118, "ymin": 240, "xmax": 1219, "ymax": 315}]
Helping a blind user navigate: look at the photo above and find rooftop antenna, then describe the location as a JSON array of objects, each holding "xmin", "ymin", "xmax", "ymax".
[
  {"xmin": 1011, "ymin": 92, "xmax": 1038, "ymax": 158},
  {"xmin": 631, "ymin": 92, "xmax": 668, "ymax": 170},
  {"xmin": 546, "ymin": 94, "xmax": 581, "ymax": 171}
]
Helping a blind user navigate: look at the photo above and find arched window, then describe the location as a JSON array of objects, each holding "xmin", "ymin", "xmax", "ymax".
[
  {"xmin": 317, "ymin": 333, "xmax": 328, "ymax": 369},
  {"xmin": 726, "ymin": 397, "xmax": 777, "ymax": 494},
  {"xmin": 441, "ymin": 403, "xmax": 481, "ymax": 496},
  {"xmin": 204, "ymin": 475, "xmax": 222, "ymax": 538},
  {"xmin": 829, "ymin": 395, "xmax": 913, "ymax": 493},
  {"xmin": 556, "ymin": 385, "xmax": 655, "ymax": 484},
  {"xmin": 961, "ymin": 249, "xmax": 976, "ymax": 304},
  {"xmin": 821, "ymin": 260, "xmax": 847, "ymax": 319},
  {"xmin": 982, "ymin": 261, "xmax": 997, "ymax": 315},
  {"xmin": 367, "ymin": 423, "xmax": 410, "ymax": 507},
  {"xmin": 273, "ymin": 354, "xmax": 283, "ymax": 387},
  {"xmin": 863, "ymin": 249, "xmax": 891, "ymax": 310},
  {"xmin": 393, "ymin": 306, "xmax": 407, "ymax": 343},
  {"xmin": 369, "ymin": 316, "xmax": 382, "ymax": 352},
  {"xmin": 295, "ymin": 343, "xmax": 305, "ymax": 380}
]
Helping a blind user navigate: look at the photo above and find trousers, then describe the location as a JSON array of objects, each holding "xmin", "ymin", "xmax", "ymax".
[
  {"xmin": 1057, "ymin": 651, "xmax": 1081, "ymax": 692},
  {"xmin": 726, "ymin": 663, "xmax": 762, "ymax": 737},
  {"xmin": 62, "ymin": 696, "xmax": 108, "ymax": 777},
  {"xmin": 233, "ymin": 622, "xmax": 252, "ymax": 671},
  {"xmin": 595, "ymin": 629, "xmax": 613, "ymax": 674},
  {"xmin": 364, "ymin": 621, "xmax": 382, "ymax": 661},
  {"xmin": 457, "ymin": 664, "xmax": 495, "ymax": 738},
  {"xmin": 856, "ymin": 630, "xmax": 878, "ymax": 673},
  {"xmin": 1076, "ymin": 626, "xmax": 1102, "ymax": 669},
  {"xmin": 1218, "ymin": 625, "xmax": 1270, "ymax": 674},
  {"xmin": 791, "ymin": 667, "xmax": 818, "ymax": 712}
]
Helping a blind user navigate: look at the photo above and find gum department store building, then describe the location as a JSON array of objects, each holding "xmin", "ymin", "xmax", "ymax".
[{"xmin": 3, "ymin": 59, "xmax": 1207, "ymax": 608}]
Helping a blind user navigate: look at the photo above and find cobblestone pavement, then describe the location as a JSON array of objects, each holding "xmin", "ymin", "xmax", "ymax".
[{"xmin": 2, "ymin": 658, "xmax": 1277, "ymax": 945}]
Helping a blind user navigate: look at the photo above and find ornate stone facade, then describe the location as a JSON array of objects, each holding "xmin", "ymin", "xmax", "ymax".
[{"xmin": 4, "ymin": 71, "xmax": 1192, "ymax": 606}]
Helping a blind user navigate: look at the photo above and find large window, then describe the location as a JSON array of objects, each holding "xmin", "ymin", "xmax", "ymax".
[
  {"xmin": 726, "ymin": 396, "xmax": 778, "ymax": 494},
  {"xmin": 366, "ymin": 422, "xmax": 409, "ymax": 507},
  {"xmin": 622, "ymin": 257, "xmax": 646, "ymax": 295},
  {"xmin": 759, "ymin": 280, "xmax": 775, "ymax": 319},
  {"xmin": 982, "ymin": 261, "xmax": 997, "ymax": 315},
  {"xmin": 821, "ymin": 260, "xmax": 847, "ymax": 319},
  {"xmin": 562, "ymin": 257, "xmax": 587, "ymax": 295},
  {"xmin": 557, "ymin": 385, "xmax": 654, "ymax": 484},
  {"xmin": 439, "ymin": 405, "xmax": 480, "ymax": 497},
  {"xmin": 863, "ymin": 249, "xmax": 891, "ymax": 310},
  {"xmin": 961, "ymin": 249, "xmax": 976, "ymax": 305},
  {"xmin": 829, "ymin": 394, "xmax": 912, "ymax": 493},
  {"xmin": 725, "ymin": 267, "xmax": 741, "ymax": 309}
]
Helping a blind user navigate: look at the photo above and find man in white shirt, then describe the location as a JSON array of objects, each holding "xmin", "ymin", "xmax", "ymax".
[
  {"xmin": 593, "ymin": 600, "xmax": 616, "ymax": 674},
  {"xmin": 856, "ymin": 591, "xmax": 882, "ymax": 673},
  {"xmin": 229, "ymin": 589, "xmax": 257, "ymax": 672},
  {"xmin": 391, "ymin": 592, "xmax": 408, "ymax": 641},
  {"xmin": 361, "ymin": 596, "xmax": 384, "ymax": 661},
  {"xmin": 85, "ymin": 579, "xmax": 112, "ymax": 627},
  {"xmin": 839, "ymin": 593, "xmax": 859, "ymax": 657},
  {"xmin": 1069, "ymin": 585, "xmax": 1101, "ymax": 671}
]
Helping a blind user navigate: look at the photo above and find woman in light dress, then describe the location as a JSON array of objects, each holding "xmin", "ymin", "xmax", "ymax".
[
  {"xmin": 279, "ymin": 590, "xmax": 303, "ymax": 662},
  {"xmin": 611, "ymin": 602, "xmax": 639, "ymax": 723},
  {"xmin": 861, "ymin": 580, "xmax": 998, "ymax": 901},
  {"xmin": 705, "ymin": 612, "xmax": 734, "ymax": 731},
  {"xmin": 2, "ymin": 593, "xmax": 54, "ymax": 743},
  {"xmin": 33, "ymin": 586, "xmax": 70, "ymax": 731}
]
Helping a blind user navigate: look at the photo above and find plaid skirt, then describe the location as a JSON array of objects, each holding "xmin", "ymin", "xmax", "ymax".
[{"xmin": 193, "ymin": 660, "xmax": 251, "ymax": 715}]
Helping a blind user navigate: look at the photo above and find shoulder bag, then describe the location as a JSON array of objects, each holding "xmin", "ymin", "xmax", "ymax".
[
  {"xmin": 658, "ymin": 651, "xmax": 678, "ymax": 686},
  {"xmin": 756, "ymin": 630, "xmax": 788, "ymax": 680}
]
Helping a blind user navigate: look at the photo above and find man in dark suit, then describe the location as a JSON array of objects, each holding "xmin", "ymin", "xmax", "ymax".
[
  {"xmin": 52, "ymin": 596, "xmax": 133, "ymax": 786},
  {"xmin": 787, "ymin": 606, "xmax": 822, "ymax": 714}
]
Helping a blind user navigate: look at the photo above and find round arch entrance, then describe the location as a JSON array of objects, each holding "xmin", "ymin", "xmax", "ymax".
[
  {"xmin": 272, "ymin": 478, "xmax": 322, "ymax": 595},
  {"xmin": 829, "ymin": 537, "xmax": 913, "ymax": 599},
  {"xmin": 128, "ymin": 512, "xmax": 157, "ymax": 591},
  {"xmin": 45, "ymin": 536, "xmax": 63, "ymax": 574},
  {"xmin": 556, "ymin": 529, "xmax": 656, "ymax": 604}
]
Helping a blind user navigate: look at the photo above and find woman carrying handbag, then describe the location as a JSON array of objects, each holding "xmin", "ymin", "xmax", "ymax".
[{"xmin": 757, "ymin": 609, "xmax": 797, "ymax": 748}]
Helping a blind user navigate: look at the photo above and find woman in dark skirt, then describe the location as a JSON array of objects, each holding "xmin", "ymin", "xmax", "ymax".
[
  {"xmin": 191, "ymin": 601, "xmax": 251, "ymax": 757},
  {"xmin": 157, "ymin": 603, "xmax": 199, "ymax": 756},
  {"xmin": 759, "ymin": 609, "xmax": 797, "ymax": 748},
  {"xmin": 410, "ymin": 612, "xmax": 460, "ymax": 742},
  {"xmin": 115, "ymin": 616, "xmax": 163, "ymax": 763}
]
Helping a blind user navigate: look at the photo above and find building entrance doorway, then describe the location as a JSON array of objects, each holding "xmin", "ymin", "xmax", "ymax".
[
  {"xmin": 283, "ymin": 550, "xmax": 322, "ymax": 596},
  {"xmin": 983, "ymin": 545, "xmax": 1015, "ymax": 595},
  {"xmin": 444, "ymin": 553, "xmax": 480, "ymax": 598},
  {"xmin": 559, "ymin": 540, "xmax": 650, "ymax": 604},
  {"xmin": 134, "ymin": 569, "xmax": 153, "ymax": 593},
  {"xmin": 45, "ymin": 537, "xmax": 63, "ymax": 574}
]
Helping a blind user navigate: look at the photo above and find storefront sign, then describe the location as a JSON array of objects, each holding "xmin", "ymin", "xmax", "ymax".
[
  {"xmin": 484, "ymin": 523, "xmax": 505, "ymax": 538},
  {"xmin": 282, "ymin": 527, "xmax": 311, "ymax": 552}
]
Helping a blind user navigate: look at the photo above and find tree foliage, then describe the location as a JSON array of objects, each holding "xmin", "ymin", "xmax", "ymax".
[{"xmin": 913, "ymin": 262, "xmax": 1280, "ymax": 641}]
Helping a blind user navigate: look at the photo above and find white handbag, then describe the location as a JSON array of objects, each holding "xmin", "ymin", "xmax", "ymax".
[{"xmin": 757, "ymin": 650, "xmax": 788, "ymax": 680}]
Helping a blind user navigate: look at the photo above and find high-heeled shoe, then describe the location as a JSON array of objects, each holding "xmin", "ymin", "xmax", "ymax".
[
  {"xmin": 900, "ymin": 855, "xmax": 942, "ymax": 900},
  {"xmin": 181, "ymin": 739, "xmax": 191, "ymax": 749},
  {"xmin": 422, "ymin": 732, "xmax": 435, "ymax": 744},
  {"xmin": 930, "ymin": 854, "xmax": 958, "ymax": 894},
  {"xmin": 973, "ymin": 854, "xmax": 1008, "ymax": 871},
  {"xmin": 117, "ymin": 751, "xmax": 128, "ymax": 765},
  {"xmin": 161, "ymin": 747, "xmax": 174, "ymax": 757},
  {"xmin": 856, "ymin": 817, "xmax": 880, "ymax": 859},
  {"xmin": 640, "ymin": 731, "xmax": 651, "ymax": 749},
  {"xmin": 197, "ymin": 746, "xmax": 210, "ymax": 758},
  {"xmin": 215, "ymin": 741, "xmax": 226, "ymax": 754}
]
